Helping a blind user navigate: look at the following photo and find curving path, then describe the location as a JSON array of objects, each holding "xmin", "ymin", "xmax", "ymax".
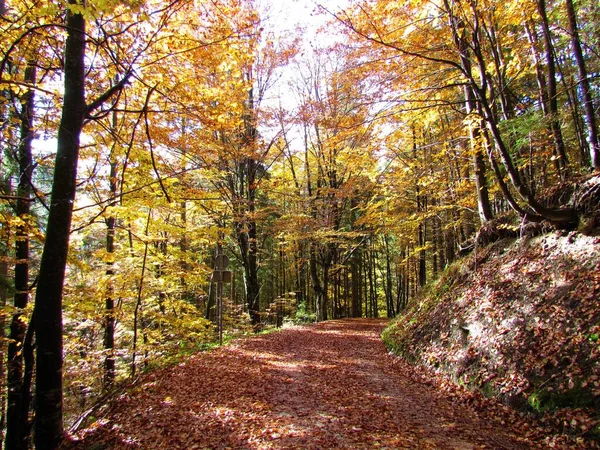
[{"xmin": 67, "ymin": 319, "xmax": 542, "ymax": 449}]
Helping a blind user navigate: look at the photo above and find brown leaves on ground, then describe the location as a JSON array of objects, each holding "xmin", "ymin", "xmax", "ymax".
[
  {"xmin": 384, "ymin": 232, "xmax": 600, "ymax": 448},
  {"xmin": 66, "ymin": 319, "xmax": 542, "ymax": 449}
]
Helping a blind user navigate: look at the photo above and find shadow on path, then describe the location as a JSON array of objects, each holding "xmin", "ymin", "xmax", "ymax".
[{"xmin": 66, "ymin": 319, "xmax": 538, "ymax": 449}]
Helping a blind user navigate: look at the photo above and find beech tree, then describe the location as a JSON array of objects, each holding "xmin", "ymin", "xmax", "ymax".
[
  {"xmin": 64, "ymin": 0, "xmax": 262, "ymax": 391},
  {"xmin": 334, "ymin": 0, "xmax": 586, "ymax": 227},
  {"xmin": 33, "ymin": 0, "xmax": 135, "ymax": 444},
  {"xmin": 274, "ymin": 47, "xmax": 382, "ymax": 321},
  {"xmin": 6, "ymin": 59, "xmax": 36, "ymax": 450},
  {"xmin": 565, "ymin": 0, "xmax": 600, "ymax": 169}
]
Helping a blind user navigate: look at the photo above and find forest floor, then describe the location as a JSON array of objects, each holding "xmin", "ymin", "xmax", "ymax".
[
  {"xmin": 66, "ymin": 319, "xmax": 553, "ymax": 450},
  {"xmin": 383, "ymin": 231, "xmax": 600, "ymax": 449}
]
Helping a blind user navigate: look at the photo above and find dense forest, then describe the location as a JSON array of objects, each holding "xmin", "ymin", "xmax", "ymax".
[{"xmin": 0, "ymin": 0, "xmax": 599, "ymax": 448}]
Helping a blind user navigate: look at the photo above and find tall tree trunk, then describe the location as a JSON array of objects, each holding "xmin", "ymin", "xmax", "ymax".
[
  {"xmin": 103, "ymin": 159, "xmax": 117, "ymax": 388},
  {"xmin": 565, "ymin": 0, "xmax": 600, "ymax": 169},
  {"xmin": 0, "ymin": 190, "xmax": 9, "ymax": 447},
  {"xmin": 103, "ymin": 103, "xmax": 120, "ymax": 389},
  {"xmin": 383, "ymin": 235, "xmax": 395, "ymax": 318},
  {"xmin": 525, "ymin": 19, "xmax": 565, "ymax": 182},
  {"xmin": 417, "ymin": 195, "xmax": 427, "ymax": 288},
  {"xmin": 536, "ymin": 0, "xmax": 569, "ymax": 177},
  {"xmin": 131, "ymin": 211, "xmax": 152, "ymax": 379},
  {"xmin": 322, "ymin": 263, "xmax": 329, "ymax": 321},
  {"xmin": 246, "ymin": 174, "xmax": 260, "ymax": 325},
  {"xmin": 34, "ymin": 5, "xmax": 86, "ymax": 448},
  {"xmin": 309, "ymin": 245, "xmax": 324, "ymax": 321},
  {"xmin": 351, "ymin": 247, "xmax": 362, "ymax": 318},
  {"xmin": 0, "ymin": 30, "xmax": 10, "ymax": 429},
  {"xmin": 235, "ymin": 175, "xmax": 261, "ymax": 327},
  {"xmin": 367, "ymin": 241, "xmax": 377, "ymax": 317},
  {"xmin": 444, "ymin": 0, "xmax": 493, "ymax": 223},
  {"xmin": 6, "ymin": 60, "xmax": 35, "ymax": 450},
  {"xmin": 464, "ymin": 7, "xmax": 577, "ymax": 226}
]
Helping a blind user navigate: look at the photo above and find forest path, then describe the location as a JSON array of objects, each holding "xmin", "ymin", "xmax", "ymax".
[{"xmin": 69, "ymin": 319, "xmax": 539, "ymax": 449}]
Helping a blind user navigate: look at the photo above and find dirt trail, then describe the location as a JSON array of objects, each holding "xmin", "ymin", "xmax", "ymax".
[{"xmin": 68, "ymin": 319, "xmax": 540, "ymax": 449}]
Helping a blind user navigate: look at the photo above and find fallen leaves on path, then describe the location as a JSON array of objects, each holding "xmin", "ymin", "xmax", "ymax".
[{"xmin": 66, "ymin": 319, "xmax": 544, "ymax": 449}]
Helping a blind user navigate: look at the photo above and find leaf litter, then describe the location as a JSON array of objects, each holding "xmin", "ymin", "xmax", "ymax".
[{"xmin": 64, "ymin": 319, "xmax": 550, "ymax": 449}]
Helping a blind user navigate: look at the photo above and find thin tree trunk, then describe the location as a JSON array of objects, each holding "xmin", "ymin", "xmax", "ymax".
[
  {"xmin": 0, "ymin": 212, "xmax": 9, "ymax": 447},
  {"xmin": 322, "ymin": 263, "xmax": 329, "ymax": 321},
  {"xmin": 367, "ymin": 241, "xmax": 377, "ymax": 317},
  {"xmin": 131, "ymin": 211, "xmax": 152, "ymax": 379},
  {"xmin": 417, "ymin": 195, "xmax": 427, "ymax": 288},
  {"xmin": 443, "ymin": 0, "xmax": 493, "ymax": 223},
  {"xmin": 6, "ymin": 60, "xmax": 35, "ymax": 450},
  {"xmin": 20, "ymin": 314, "xmax": 35, "ymax": 448},
  {"xmin": 525, "ymin": 19, "xmax": 560, "ymax": 180},
  {"xmin": 103, "ymin": 109, "xmax": 118, "ymax": 389},
  {"xmin": 309, "ymin": 245, "xmax": 325, "ymax": 321},
  {"xmin": 0, "ymin": 46, "xmax": 10, "ymax": 434},
  {"xmin": 536, "ymin": 0, "xmax": 569, "ymax": 177},
  {"xmin": 565, "ymin": 0, "xmax": 600, "ymax": 169},
  {"xmin": 351, "ymin": 247, "xmax": 362, "ymax": 318},
  {"xmin": 466, "ymin": 13, "xmax": 577, "ymax": 225},
  {"xmin": 383, "ymin": 235, "xmax": 395, "ymax": 318}
]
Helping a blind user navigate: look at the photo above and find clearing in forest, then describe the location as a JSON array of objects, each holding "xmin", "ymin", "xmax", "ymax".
[{"xmin": 68, "ymin": 319, "xmax": 545, "ymax": 449}]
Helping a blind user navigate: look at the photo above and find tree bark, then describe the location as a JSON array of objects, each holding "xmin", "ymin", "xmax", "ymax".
[
  {"xmin": 383, "ymin": 235, "xmax": 395, "ymax": 318},
  {"xmin": 103, "ymin": 104, "xmax": 120, "ymax": 389},
  {"xmin": 0, "ymin": 192, "xmax": 9, "ymax": 447},
  {"xmin": 465, "ymin": 5, "xmax": 577, "ymax": 226},
  {"xmin": 350, "ymin": 247, "xmax": 362, "ymax": 318},
  {"xmin": 309, "ymin": 245, "xmax": 323, "ymax": 321},
  {"xmin": 103, "ymin": 185, "xmax": 117, "ymax": 386},
  {"xmin": 443, "ymin": 0, "xmax": 494, "ymax": 224},
  {"xmin": 234, "ymin": 161, "xmax": 261, "ymax": 327},
  {"xmin": 536, "ymin": 0, "xmax": 569, "ymax": 177},
  {"xmin": 565, "ymin": 0, "xmax": 600, "ymax": 169},
  {"xmin": 6, "ymin": 60, "xmax": 35, "ymax": 450},
  {"xmin": 131, "ymin": 211, "xmax": 151, "ymax": 379},
  {"xmin": 34, "ymin": 5, "xmax": 86, "ymax": 448}
]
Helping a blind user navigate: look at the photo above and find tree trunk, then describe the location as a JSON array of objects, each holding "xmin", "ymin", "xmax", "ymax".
[
  {"xmin": 103, "ymin": 223, "xmax": 116, "ymax": 386},
  {"xmin": 6, "ymin": 60, "xmax": 35, "ymax": 450},
  {"xmin": 536, "ymin": 0, "xmax": 569, "ymax": 177},
  {"xmin": 367, "ymin": 241, "xmax": 377, "ymax": 317},
  {"xmin": 383, "ymin": 235, "xmax": 395, "ymax": 318},
  {"xmin": 246, "ymin": 190, "xmax": 260, "ymax": 325},
  {"xmin": 351, "ymin": 247, "xmax": 362, "ymax": 318},
  {"xmin": 103, "ymin": 110, "xmax": 118, "ymax": 389},
  {"xmin": 417, "ymin": 195, "xmax": 427, "ymax": 288},
  {"xmin": 322, "ymin": 264, "xmax": 329, "ymax": 321},
  {"xmin": 34, "ymin": 5, "xmax": 86, "ymax": 448},
  {"xmin": 0, "ymin": 29, "xmax": 10, "ymax": 431},
  {"xmin": 464, "ymin": 8, "xmax": 577, "ymax": 226},
  {"xmin": 0, "ymin": 188, "xmax": 9, "ymax": 447},
  {"xmin": 565, "ymin": 0, "xmax": 600, "ymax": 169},
  {"xmin": 444, "ymin": 0, "xmax": 493, "ymax": 224},
  {"xmin": 131, "ymin": 211, "xmax": 152, "ymax": 379},
  {"xmin": 309, "ymin": 245, "xmax": 325, "ymax": 321}
]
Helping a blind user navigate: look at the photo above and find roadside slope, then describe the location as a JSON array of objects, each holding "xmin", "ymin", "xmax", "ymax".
[
  {"xmin": 383, "ymin": 232, "xmax": 600, "ymax": 447},
  {"xmin": 65, "ymin": 320, "xmax": 541, "ymax": 449}
]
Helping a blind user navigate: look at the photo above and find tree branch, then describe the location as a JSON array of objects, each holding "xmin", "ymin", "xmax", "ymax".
[{"xmin": 85, "ymin": 71, "xmax": 132, "ymax": 116}]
